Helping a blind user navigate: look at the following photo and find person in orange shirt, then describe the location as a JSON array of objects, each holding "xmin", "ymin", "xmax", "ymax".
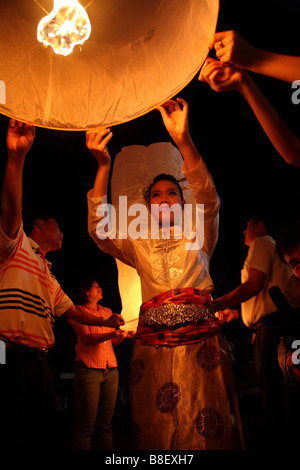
[{"xmin": 69, "ymin": 279, "xmax": 134, "ymax": 450}]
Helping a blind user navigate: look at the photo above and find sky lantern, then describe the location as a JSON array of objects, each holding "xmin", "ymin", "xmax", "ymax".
[{"xmin": 0, "ymin": 0, "xmax": 219, "ymax": 130}]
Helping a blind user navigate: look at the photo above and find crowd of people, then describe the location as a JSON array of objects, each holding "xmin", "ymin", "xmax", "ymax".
[{"xmin": 0, "ymin": 29, "xmax": 299, "ymax": 451}]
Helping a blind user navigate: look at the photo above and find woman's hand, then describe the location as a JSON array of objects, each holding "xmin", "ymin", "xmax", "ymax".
[
  {"xmin": 86, "ymin": 127, "xmax": 113, "ymax": 168},
  {"xmin": 156, "ymin": 98, "xmax": 190, "ymax": 148}
]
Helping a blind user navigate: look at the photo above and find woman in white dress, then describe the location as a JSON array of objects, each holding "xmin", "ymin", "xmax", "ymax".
[{"xmin": 85, "ymin": 98, "xmax": 244, "ymax": 450}]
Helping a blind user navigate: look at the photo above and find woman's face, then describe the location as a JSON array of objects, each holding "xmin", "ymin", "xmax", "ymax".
[
  {"xmin": 149, "ymin": 179, "xmax": 184, "ymax": 227},
  {"xmin": 86, "ymin": 281, "xmax": 103, "ymax": 302}
]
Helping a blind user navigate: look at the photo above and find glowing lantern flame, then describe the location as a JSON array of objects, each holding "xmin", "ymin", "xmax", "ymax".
[{"xmin": 37, "ymin": 0, "xmax": 91, "ymax": 56}]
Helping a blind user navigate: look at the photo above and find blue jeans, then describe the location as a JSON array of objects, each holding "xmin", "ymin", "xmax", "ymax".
[{"xmin": 73, "ymin": 361, "xmax": 119, "ymax": 450}]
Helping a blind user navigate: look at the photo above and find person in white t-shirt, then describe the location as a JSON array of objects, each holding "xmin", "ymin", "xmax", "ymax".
[{"xmin": 213, "ymin": 214, "xmax": 292, "ymax": 448}]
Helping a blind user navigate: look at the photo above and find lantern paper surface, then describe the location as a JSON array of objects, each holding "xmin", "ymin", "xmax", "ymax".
[
  {"xmin": 0, "ymin": 0, "xmax": 219, "ymax": 130},
  {"xmin": 111, "ymin": 142, "xmax": 195, "ymax": 330}
]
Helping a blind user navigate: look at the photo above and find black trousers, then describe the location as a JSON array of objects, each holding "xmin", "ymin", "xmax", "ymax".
[
  {"xmin": 0, "ymin": 346, "xmax": 56, "ymax": 450},
  {"xmin": 253, "ymin": 314, "xmax": 285, "ymax": 446}
]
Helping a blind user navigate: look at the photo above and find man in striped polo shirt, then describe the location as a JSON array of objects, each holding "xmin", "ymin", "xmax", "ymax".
[{"xmin": 0, "ymin": 119, "xmax": 124, "ymax": 449}]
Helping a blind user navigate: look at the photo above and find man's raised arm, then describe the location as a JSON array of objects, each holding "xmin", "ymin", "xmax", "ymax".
[{"xmin": 1, "ymin": 119, "xmax": 35, "ymax": 238}]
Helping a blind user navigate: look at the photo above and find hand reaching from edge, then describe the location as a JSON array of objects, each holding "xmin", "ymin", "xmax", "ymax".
[
  {"xmin": 7, "ymin": 119, "xmax": 35, "ymax": 158},
  {"xmin": 210, "ymin": 30, "xmax": 260, "ymax": 70}
]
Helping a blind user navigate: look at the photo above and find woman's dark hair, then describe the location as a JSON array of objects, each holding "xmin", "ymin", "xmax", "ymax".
[
  {"xmin": 143, "ymin": 173, "xmax": 184, "ymax": 206},
  {"xmin": 76, "ymin": 278, "xmax": 98, "ymax": 305}
]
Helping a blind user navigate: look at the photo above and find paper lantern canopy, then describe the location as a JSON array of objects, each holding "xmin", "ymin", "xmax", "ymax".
[{"xmin": 0, "ymin": 0, "xmax": 219, "ymax": 130}]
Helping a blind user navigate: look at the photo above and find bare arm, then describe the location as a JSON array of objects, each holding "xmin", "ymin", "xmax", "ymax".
[
  {"xmin": 212, "ymin": 267, "xmax": 266, "ymax": 312},
  {"xmin": 71, "ymin": 322, "xmax": 131, "ymax": 346},
  {"xmin": 71, "ymin": 321, "xmax": 118, "ymax": 345},
  {"xmin": 63, "ymin": 305, "xmax": 125, "ymax": 328},
  {"xmin": 1, "ymin": 120, "xmax": 35, "ymax": 238},
  {"xmin": 199, "ymin": 59, "xmax": 300, "ymax": 168},
  {"xmin": 240, "ymin": 74, "xmax": 300, "ymax": 168}
]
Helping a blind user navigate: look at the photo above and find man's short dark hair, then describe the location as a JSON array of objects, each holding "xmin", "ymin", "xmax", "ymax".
[
  {"xmin": 246, "ymin": 211, "xmax": 274, "ymax": 236},
  {"xmin": 23, "ymin": 210, "xmax": 59, "ymax": 234}
]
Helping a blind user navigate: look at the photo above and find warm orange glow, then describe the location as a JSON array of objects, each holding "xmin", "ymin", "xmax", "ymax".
[{"xmin": 37, "ymin": 0, "xmax": 91, "ymax": 56}]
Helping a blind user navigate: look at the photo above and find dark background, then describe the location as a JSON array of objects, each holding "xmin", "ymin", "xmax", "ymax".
[{"xmin": 1, "ymin": 0, "xmax": 300, "ymax": 374}]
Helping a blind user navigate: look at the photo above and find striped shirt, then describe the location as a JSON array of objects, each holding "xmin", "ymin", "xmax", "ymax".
[
  {"xmin": 0, "ymin": 221, "xmax": 73, "ymax": 349},
  {"xmin": 70, "ymin": 305, "xmax": 117, "ymax": 369}
]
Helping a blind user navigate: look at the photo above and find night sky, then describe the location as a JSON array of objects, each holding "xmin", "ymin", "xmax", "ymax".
[{"xmin": 1, "ymin": 0, "xmax": 300, "ymax": 371}]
